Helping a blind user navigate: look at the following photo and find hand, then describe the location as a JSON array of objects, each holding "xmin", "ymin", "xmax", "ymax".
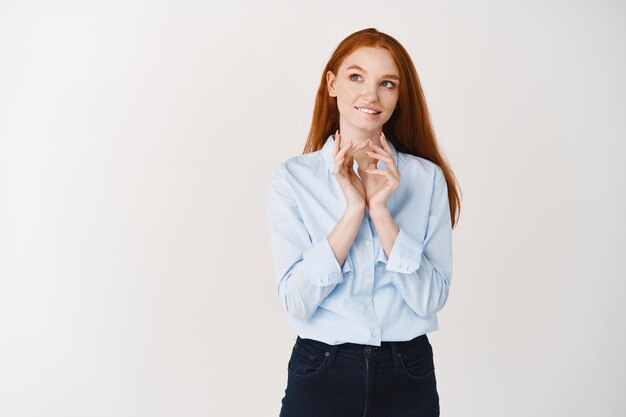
[
  {"xmin": 333, "ymin": 130, "xmax": 369, "ymax": 209},
  {"xmin": 361, "ymin": 131, "xmax": 401, "ymax": 209}
]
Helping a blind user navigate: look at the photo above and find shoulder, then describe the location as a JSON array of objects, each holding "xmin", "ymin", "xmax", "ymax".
[
  {"xmin": 269, "ymin": 149, "xmax": 325, "ymax": 187},
  {"xmin": 397, "ymin": 151, "xmax": 443, "ymax": 183}
]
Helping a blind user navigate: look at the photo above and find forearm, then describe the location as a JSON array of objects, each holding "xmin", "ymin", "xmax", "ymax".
[
  {"xmin": 327, "ymin": 204, "xmax": 366, "ymax": 267},
  {"xmin": 369, "ymin": 205, "xmax": 399, "ymax": 258},
  {"xmin": 279, "ymin": 204, "xmax": 363, "ymax": 320},
  {"xmin": 369, "ymin": 204, "xmax": 450, "ymax": 317}
]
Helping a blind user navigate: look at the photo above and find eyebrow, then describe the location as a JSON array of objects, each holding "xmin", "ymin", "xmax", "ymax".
[{"xmin": 346, "ymin": 64, "xmax": 400, "ymax": 81}]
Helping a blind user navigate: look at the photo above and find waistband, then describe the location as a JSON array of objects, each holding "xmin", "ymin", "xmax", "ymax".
[{"xmin": 296, "ymin": 333, "xmax": 428, "ymax": 357}]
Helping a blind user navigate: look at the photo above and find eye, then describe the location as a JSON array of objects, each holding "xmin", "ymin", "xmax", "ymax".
[{"xmin": 350, "ymin": 73, "xmax": 395, "ymax": 89}]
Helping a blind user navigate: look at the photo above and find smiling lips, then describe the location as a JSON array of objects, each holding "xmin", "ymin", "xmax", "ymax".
[{"xmin": 355, "ymin": 106, "xmax": 382, "ymax": 116}]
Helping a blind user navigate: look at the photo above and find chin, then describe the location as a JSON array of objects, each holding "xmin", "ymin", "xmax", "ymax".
[{"xmin": 358, "ymin": 120, "xmax": 384, "ymax": 128}]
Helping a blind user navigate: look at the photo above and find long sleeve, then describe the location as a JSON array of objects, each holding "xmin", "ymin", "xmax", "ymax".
[
  {"xmin": 379, "ymin": 166, "xmax": 453, "ymax": 318},
  {"xmin": 266, "ymin": 164, "xmax": 353, "ymax": 321}
]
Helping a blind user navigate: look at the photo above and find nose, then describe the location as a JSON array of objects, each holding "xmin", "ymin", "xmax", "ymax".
[{"xmin": 361, "ymin": 81, "xmax": 379, "ymax": 102}]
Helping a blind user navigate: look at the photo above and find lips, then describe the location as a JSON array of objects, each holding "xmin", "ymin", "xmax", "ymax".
[{"xmin": 355, "ymin": 106, "xmax": 382, "ymax": 114}]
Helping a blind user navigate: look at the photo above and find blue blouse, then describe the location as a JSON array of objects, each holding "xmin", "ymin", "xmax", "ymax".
[{"xmin": 266, "ymin": 134, "xmax": 453, "ymax": 346}]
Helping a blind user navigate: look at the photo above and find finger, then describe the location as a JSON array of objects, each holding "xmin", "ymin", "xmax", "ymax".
[
  {"xmin": 333, "ymin": 154, "xmax": 346, "ymax": 175},
  {"xmin": 365, "ymin": 142, "xmax": 388, "ymax": 160},
  {"xmin": 379, "ymin": 131, "xmax": 392, "ymax": 153},
  {"xmin": 372, "ymin": 133, "xmax": 400, "ymax": 176},
  {"xmin": 365, "ymin": 151, "xmax": 394, "ymax": 176},
  {"xmin": 366, "ymin": 138, "xmax": 384, "ymax": 152},
  {"xmin": 365, "ymin": 149, "xmax": 392, "ymax": 164},
  {"xmin": 346, "ymin": 140, "xmax": 370, "ymax": 160},
  {"xmin": 345, "ymin": 153, "xmax": 356, "ymax": 170},
  {"xmin": 333, "ymin": 132, "xmax": 349, "ymax": 175},
  {"xmin": 337, "ymin": 149, "xmax": 353, "ymax": 172},
  {"xmin": 379, "ymin": 133, "xmax": 396, "ymax": 162},
  {"xmin": 338, "ymin": 132, "xmax": 357, "ymax": 152},
  {"xmin": 366, "ymin": 167, "xmax": 400, "ymax": 181},
  {"xmin": 368, "ymin": 134, "xmax": 390, "ymax": 154},
  {"xmin": 365, "ymin": 169, "xmax": 400, "ymax": 188},
  {"xmin": 336, "ymin": 140, "xmax": 353, "ymax": 161}
]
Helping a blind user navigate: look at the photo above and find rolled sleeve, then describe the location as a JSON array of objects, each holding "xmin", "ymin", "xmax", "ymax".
[
  {"xmin": 374, "ymin": 165, "xmax": 452, "ymax": 318},
  {"xmin": 267, "ymin": 163, "xmax": 354, "ymax": 320},
  {"xmin": 303, "ymin": 236, "xmax": 353, "ymax": 286},
  {"xmin": 383, "ymin": 227, "xmax": 424, "ymax": 274}
]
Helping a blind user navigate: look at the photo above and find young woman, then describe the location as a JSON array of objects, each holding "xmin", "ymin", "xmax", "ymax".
[{"xmin": 267, "ymin": 27, "xmax": 461, "ymax": 417}]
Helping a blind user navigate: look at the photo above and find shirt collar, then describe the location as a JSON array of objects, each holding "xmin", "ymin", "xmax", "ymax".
[{"xmin": 322, "ymin": 133, "xmax": 398, "ymax": 173}]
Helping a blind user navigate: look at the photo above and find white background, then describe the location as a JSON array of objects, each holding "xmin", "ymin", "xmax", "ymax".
[{"xmin": 1, "ymin": 1, "xmax": 625, "ymax": 416}]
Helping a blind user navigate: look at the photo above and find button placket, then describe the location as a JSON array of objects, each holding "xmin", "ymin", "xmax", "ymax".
[{"xmin": 364, "ymin": 270, "xmax": 374, "ymax": 292}]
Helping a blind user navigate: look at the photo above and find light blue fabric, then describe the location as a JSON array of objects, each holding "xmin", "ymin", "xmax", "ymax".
[{"xmin": 266, "ymin": 134, "xmax": 453, "ymax": 346}]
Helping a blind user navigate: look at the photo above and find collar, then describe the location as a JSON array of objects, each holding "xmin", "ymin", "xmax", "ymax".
[{"xmin": 322, "ymin": 133, "xmax": 398, "ymax": 173}]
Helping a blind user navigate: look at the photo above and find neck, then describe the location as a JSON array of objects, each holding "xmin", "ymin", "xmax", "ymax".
[{"xmin": 337, "ymin": 124, "xmax": 383, "ymax": 167}]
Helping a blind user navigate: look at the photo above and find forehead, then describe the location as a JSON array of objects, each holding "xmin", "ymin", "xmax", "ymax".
[{"xmin": 339, "ymin": 47, "xmax": 398, "ymax": 74}]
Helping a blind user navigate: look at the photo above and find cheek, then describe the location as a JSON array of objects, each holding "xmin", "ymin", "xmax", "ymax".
[
  {"xmin": 385, "ymin": 93, "xmax": 399, "ymax": 106},
  {"xmin": 335, "ymin": 82, "xmax": 358, "ymax": 98},
  {"xmin": 386, "ymin": 97, "xmax": 399, "ymax": 112},
  {"xmin": 335, "ymin": 90, "xmax": 356, "ymax": 109}
]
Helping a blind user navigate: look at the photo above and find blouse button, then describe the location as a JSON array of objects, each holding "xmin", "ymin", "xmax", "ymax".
[{"xmin": 364, "ymin": 240, "xmax": 370, "ymax": 246}]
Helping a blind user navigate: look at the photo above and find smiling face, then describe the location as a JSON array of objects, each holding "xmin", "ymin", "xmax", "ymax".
[{"xmin": 326, "ymin": 46, "xmax": 400, "ymax": 134}]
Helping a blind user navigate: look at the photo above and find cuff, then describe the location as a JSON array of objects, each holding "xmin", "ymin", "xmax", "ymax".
[
  {"xmin": 303, "ymin": 236, "xmax": 353, "ymax": 286},
  {"xmin": 377, "ymin": 227, "xmax": 424, "ymax": 274}
]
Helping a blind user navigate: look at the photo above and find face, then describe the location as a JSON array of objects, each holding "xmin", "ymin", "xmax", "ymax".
[{"xmin": 326, "ymin": 46, "xmax": 400, "ymax": 132}]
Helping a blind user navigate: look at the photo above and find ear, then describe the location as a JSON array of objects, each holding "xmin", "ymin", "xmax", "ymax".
[{"xmin": 326, "ymin": 70, "xmax": 337, "ymax": 97}]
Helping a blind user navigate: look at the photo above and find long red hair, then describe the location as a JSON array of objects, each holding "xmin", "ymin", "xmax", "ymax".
[{"xmin": 303, "ymin": 28, "xmax": 461, "ymax": 228}]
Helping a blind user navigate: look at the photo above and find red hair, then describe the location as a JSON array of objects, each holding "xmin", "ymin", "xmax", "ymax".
[{"xmin": 303, "ymin": 28, "xmax": 461, "ymax": 228}]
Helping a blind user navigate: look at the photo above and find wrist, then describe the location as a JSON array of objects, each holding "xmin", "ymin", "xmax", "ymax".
[
  {"xmin": 368, "ymin": 205, "xmax": 390, "ymax": 219},
  {"xmin": 345, "ymin": 203, "xmax": 366, "ymax": 216}
]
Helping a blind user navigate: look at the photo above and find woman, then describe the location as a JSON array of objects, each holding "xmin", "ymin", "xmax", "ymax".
[{"xmin": 267, "ymin": 27, "xmax": 461, "ymax": 417}]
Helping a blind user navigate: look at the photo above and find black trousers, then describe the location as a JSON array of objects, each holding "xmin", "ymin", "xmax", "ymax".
[{"xmin": 279, "ymin": 333, "xmax": 440, "ymax": 417}]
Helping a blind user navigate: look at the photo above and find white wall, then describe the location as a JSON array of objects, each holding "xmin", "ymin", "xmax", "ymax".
[{"xmin": 1, "ymin": 1, "xmax": 624, "ymax": 416}]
